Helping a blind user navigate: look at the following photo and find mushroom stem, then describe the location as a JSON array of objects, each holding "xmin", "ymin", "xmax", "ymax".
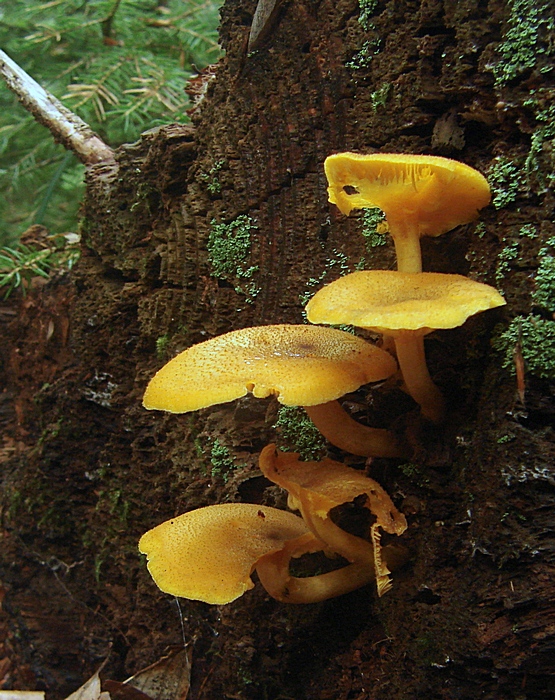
[
  {"xmin": 387, "ymin": 216, "xmax": 423, "ymax": 273},
  {"xmin": 256, "ymin": 542, "xmax": 376, "ymax": 604},
  {"xmin": 304, "ymin": 400, "xmax": 407, "ymax": 458},
  {"xmin": 393, "ymin": 332, "xmax": 444, "ymax": 423},
  {"xmin": 296, "ymin": 502, "xmax": 375, "ymax": 563},
  {"xmin": 298, "ymin": 505, "xmax": 393, "ymax": 596}
]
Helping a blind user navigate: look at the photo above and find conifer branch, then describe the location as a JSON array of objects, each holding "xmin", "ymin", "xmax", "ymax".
[{"xmin": 0, "ymin": 49, "xmax": 115, "ymax": 166}]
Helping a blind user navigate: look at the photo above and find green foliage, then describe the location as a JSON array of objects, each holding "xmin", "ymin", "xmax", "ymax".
[
  {"xmin": 492, "ymin": 315, "xmax": 555, "ymax": 380},
  {"xmin": 273, "ymin": 406, "xmax": 326, "ymax": 461},
  {"xmin": 0, "ymin": 0, "xmax": 222, "ymax": 246},
  {"xmin": 492, "ymin": 0, "xmax": 554, "ymax": 87},
  {"xmin": 488, "ymin": 156, "xmax": 522, "ymax": 209},
  {"xmin": 532, "ymin": 236, "xmax": 555, "ymax": 312},
  {"xmin": 207, "ymin": 215, "xmax": 260, "ymax": 303},
  {"xmin": 0, "ymin": 233, "xmax": 79, "ymax": 297}
]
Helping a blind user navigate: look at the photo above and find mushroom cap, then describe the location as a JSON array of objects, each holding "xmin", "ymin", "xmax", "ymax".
[
  {"xmin": 305, "ymin": 270, "xmax": 506, "ymax": 334},
  {"xmin": 259, "ymin": 445, "xmax": 407, "ymax": 536},
  {"xmin": 138, "ymin": 503, "xmax": 310, "ymax": 604},
  {"xmin": 325, "ymin": 152, "xmax": 491, "ymax": 237},
  {"xmin": 143, "ymin": 324, "xmax": 397, "ymax": 413}
]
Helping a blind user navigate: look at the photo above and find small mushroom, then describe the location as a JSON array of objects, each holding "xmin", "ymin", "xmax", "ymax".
[
  {"xmin": 324, "ymin": 152, "xmax": 491, "ymax": 273},
  {"xmin": 258, "ymin": 444, "xmax": 408, "ymax": 596},
  {"xmin": 138, "ymin": 502, "xmax": 315, "ymax": 604},
  {"xmin": 306, "ymin": 270, "xmax": 506, "ymax": 422},
  {"xmin": 143, "ymin": 324, "xmax": 404, "ymax": 457}
]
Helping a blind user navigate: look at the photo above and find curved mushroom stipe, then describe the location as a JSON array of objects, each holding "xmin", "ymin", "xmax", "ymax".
[
  {"xmin": 393, "ymin": 332, "xmax": 445, "ymax": 423},
  {"xmin": 304, "ymin": 400, "xmax": 408, "ymax": 458},
  {"xmin": 259, "ymin": 445, "xmax": 407, "ymax": 596},
  {"xmin": 256, "ymin": 532, "xmax": 377, "ymax": 603}
]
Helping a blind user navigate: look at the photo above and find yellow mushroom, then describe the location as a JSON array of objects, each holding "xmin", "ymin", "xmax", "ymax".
[
  {"xmin": 139, "ymin": 503, "xmax": 314, "ymax": 604},
  {"xmin": 324, "ymin": 152, "xmax": 491, "ymax": 273},
  {"xmin": 306, "ymin": 270, "xmax": 506, "ymax": 422},
  {"xmin": 258, "ymin": 444, "xmax": 408, "ymax": 597},
  {"xmin": 139, "ymin": 502, "xmax": 393, "ymax": 604},
  {"xmin": 143, "ymin": 324, "xmax": 405, "ymax": 457}
]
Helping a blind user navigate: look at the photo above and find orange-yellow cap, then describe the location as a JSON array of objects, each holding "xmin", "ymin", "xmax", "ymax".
[
  {"xmin": 325, "ymin": 152, "xmax": 491, "ymax": 237},
  {"xmin": 306, "ymin": 270, "xmax": 506, "ymax": 335},
  {"xmin": 143, "ymin": 324, "xmax": 397, "ymax": 412},
  {"xmin": 139, "ymin": 503, "xmax": 310, "ymax": 604}
]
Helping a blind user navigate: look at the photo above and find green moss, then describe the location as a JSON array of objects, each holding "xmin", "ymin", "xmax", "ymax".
[
  {"xmin": 346, "ymin": 37, "xmax": 381, "ymax": 70},
  {"xmin": 492, "ymin": 0, "xmax": 554, "ymax": 87},
  {"xmin": 492, "ymin": 314, "xmax": 555, "ymax": 379},
  {"xmin": 208, "ymin": 215, "xmax": 260, "ymax": 303},
  {"xmin": 361, "ymin": 207, "xmax": 387, "ymax": 249},
  {"xmin": 399, "ymin": 462, "xmax": 429, "ymax": 487},
  {"xmin": 200, "ymin": 159, "xmax": 226, "ymax": 194},
  {"xmin": 495, "ymin": 239, "xmax": 519, "ymax": 289},
  {"xmin": 358, "ymin": 0, "xmax": 378, "ymax": 30},
  {"xmin": 155, "ymin": 334, "xmax": 170, "ymax": 359},
  {"xmin": 370, "ymin": 83, "xmax": 391, "ymax": 112},
  {"xmin": 524, "ymin": 99, "xmax": 555, "ymax": 189},
  {"xmin": 273, "ymin": 406, "xmax": 326, "ymax": 460},
  {"xmin": 299, "ymin": 248, "xmax": 357, "ymax": 307},
  {"xmin": 519, "ymin": 223, "xmax": 538, "ymax": 239},
  {"xmin": 532, "ymin": 236, "xmax": 555, "ymax": 312},
  {"xmin": 488, "ymin": 157, "xmax": 522, "ymax": 209},
  {"xmin": 197, "ymin": 437, "xmax": 244, "ymax": 483}
]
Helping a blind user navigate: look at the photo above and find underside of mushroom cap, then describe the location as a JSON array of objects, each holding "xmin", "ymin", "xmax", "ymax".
[
  {"xmin": 138, "ymin": 503, "xmax": 310, "ymax": 604},
  {"xmin": 306, "ymin": 270, "xmax": 506, "ymax": 333},
  {"xmin": 325, "ymin": 152, "xmax": 491, "ymax": 236},
  {"xmin": 259, "ymin": 445, "xmax": 407, "ymax": 537},
  {"xmin": 259, "ymin": 445, "xmax": 407, "ymax": 596},
  {"xmin": 143, "ymin": 324, "xmax": 397, "ymax": 413}
]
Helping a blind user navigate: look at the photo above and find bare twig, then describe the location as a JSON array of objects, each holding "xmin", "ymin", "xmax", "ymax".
[{"xmin": 0, "ymin": 49, "xmax": 115, "ymax": 166}]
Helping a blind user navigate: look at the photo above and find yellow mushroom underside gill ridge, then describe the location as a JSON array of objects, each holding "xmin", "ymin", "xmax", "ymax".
[
  {"xmin": 259, "ymin": 445, "xmax": 408, "ymax": 596},
  {"xmin": 306, "ymin": 271, "xmax": 506, "ymax": 422},
  {"xmin": 324, "ymin": 152, "xmax": 491, "ymax": 273},
  {"xmin": 143, "ymin": 323, "xmax": 403, "ymax": 457}
]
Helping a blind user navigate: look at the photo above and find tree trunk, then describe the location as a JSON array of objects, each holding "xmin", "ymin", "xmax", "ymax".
[{"xmin": 2, "ymin": 0, "xmax": 555, "ymax": 698}]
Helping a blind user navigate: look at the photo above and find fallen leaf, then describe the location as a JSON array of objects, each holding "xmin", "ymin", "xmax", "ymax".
[
  {"xmin": 64, "ymin": 664, "xmax": 110, "ymax": 700},
  {"xmin": 124, "ymin": 647, "xmax": 192, "ymax": 700}
]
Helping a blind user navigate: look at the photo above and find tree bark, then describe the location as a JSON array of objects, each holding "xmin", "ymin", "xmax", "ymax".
[{"xmin": 1, "ymin": 0, "xmax": 555, "ymax": 698}]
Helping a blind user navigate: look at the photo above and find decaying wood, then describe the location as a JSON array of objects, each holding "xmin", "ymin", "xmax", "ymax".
[{"xmin": 1, "ymin": 0, "xmax": 554, "ymax": 698}]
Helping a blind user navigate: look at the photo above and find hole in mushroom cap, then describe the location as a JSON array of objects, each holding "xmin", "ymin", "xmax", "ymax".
[
  {"xmin": 288, "ymin": 550, "xmax": 350, "ymax": 577},
  {"xmin": 329, "ymin": 496, "xmax": 377, "ymax": 540},
  {"xmin": 343, "ymin": 185, "xmax": 360, "ymax": 195}
]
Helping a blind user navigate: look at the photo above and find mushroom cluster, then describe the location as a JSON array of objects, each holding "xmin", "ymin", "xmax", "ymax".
[
  {"xmin": 138, "ymin": 152, "xmax": 504, "ymax": 607},
  {"xmin": 316, "ymin": 152, "xmax": 506, "ymax": 421}
]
